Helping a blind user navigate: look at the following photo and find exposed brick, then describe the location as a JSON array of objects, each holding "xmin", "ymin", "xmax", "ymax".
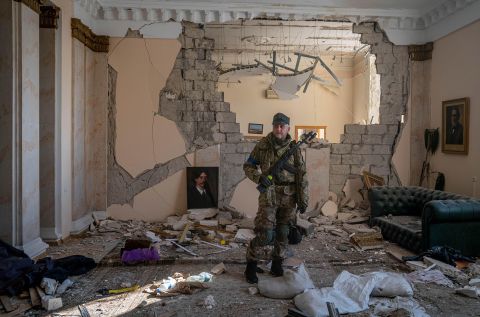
[
  {"xmin": 373, "ymin": 144, "xmax": 391, "ymax": 154},
  {"xmin": 345, "ymin": 124, "xmax": 366, "ymax": 134},
  {"xmin": 183, "ymin": 80, "xmax": 194, "ymax": 91},
  {"xmin": 209, "ymin": 101, "xmax": 229, "ymax": 112},
  {"xmin": 362, "ymin": 134, "xmax": 382, "ymax": 144},
  {"xmin": 225, "ymin": 153, "xmax": 246, "ymax": 165},
  {"xmin": 363, "ymin": 155, "xmax": 385, "ymax": 165},
  {"xmin": 352, "ymin": 23, "xmax": 375, "ymax": 34},
  {"xmin": 195, "ymin": 59, "xmax": 216, "ymax": 70},
  {"xmin": 350, "ymin": 164, "xmax": 366, "ymax": 175},
  {"xmin": 382, "ymin": 134, "xmax": 397, "ymax": 144},
  {"xmin": 367, "ymin": 124, "xmax": 388, "ymax": 134},
  {"xmin": 188, "ymin": 90, "xmax": 203, "ymax": 101},
  {"xmin": 203, "ymin": 111, "xmax": 215, "ymax": 122},
  {"xmin": 222, "ymin": 143, "xmax": 237, "ymax": 153},
  {"xmin": 204, "ymin": 90, "xmax": 223, "ymax": 101},
  {"xmin": 331, "ymin": 144, "xmax": 352, "ymax": 154},
  {"xmin": 236, "ymin": 142, "xmax": 256, "ymax": 153},
  {"xmin": 342, "ymin": 154, "xmax": 363, "ymax": 165},
  {"xmin": 183, "ymin": 48, "xmax": 205, "ymax": 60},
  {"xmin": 352, "ymin": 144, "xmax": 373, "ymax": 155},
  {"xmin": 192, "ymin": 101, "xmax": 208, "ymax": 111},
  {"xmin": 371, "ymin": 165, "xmax": 390, "ymax": 176},
  {"xmin": 213, "ymin": 133, "xmax": 226, "ymax": 143},
  {"xmin": 183, "ymin": 69, "xmax": 203, "ymax": 81},
  {"xmin": 219, "ymin": 122, "xmax": 240, "ymax": 133},
  {"xmin": 330, "ymin": 174, "xmax": 347, "ymax": 185},
  {"xmin": 194, "ymin": 38, "xmax": 215, "ymax": 49},
  {"xmin": 226, "ymin": 133, "xmax": 243, "ymax": 143},
  {"xmin": 341, "ymin": 134, "xmax": 361, "ymax": 144},
  {"xmin": 330, "ymin": 154, "xmax": 341, "ymax": 164},
  {"xmin": 184, "ymin": 26, "xmax": 204, "ymax": 39},
  {"xmin": 180, "ymin": 36, "xmax": 195, "ymax": 49},
  {"xmin": 330, "ymin": 164, "xmax": 350, "ymax": 175},
  {"xmin": 194, "ymin": 80, "xmax": 215, "ymax": 91},
  {"xmin": 215, "ymin": 111, "xmax": 236, "ymax": 123},
  {"xmin": 388, "ymin": 124, "xmax": 399, "ymax": 134},
  {"xmin": 203, "ymin": 70, "xmax": 219, "ymax": 81}
]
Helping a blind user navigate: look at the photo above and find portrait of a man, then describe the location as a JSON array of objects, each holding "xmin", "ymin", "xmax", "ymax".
[
  {"xmin": 186, "ymin": 167, "xmax": 218, "ymax": 209},
  {"xmin": 442, "ymin": 97, "xmax": 469, "ymax": 155},
  {"xmin": 446, "ymin": 106, "xmax": 463, "ymax": 144}
]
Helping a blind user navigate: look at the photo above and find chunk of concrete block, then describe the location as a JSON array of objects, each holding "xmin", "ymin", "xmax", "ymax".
[
  {"xmin": 188, "ymin": 208, "xmax": 219, "ymax": 221},
  {"xmin": 321, "ymin": 200, "xmax": 338, "ymax": 218},
  {"xmin": 42, "ymin": 296, "xmax": 63, "ymax": 311},
  {"xmin": 328, "ymin": 191, "xmax": 338, "ymax": 204},
  {"xmin": 310, "ymin": 215, "xmax": 333, "ymax": 225},
  {"xmin": 337, "ymin": 212, "xmax": 355, "ymax": 222},
  {"xmin": 225, "ymin": 224, "xmax": 238, "ymax": 233},
  {"xmin": 424, "ymin": 257, "xmax": 468, "ymax": 279},
  {"xmin": 200, "ymin": 220, "xmax": 218, "ymax": 227},
  {"xmin": 172, "ymin": 220, "xmax": 191, "ymax": 231},
  {"xmin": 211, "ymin": 262, "xmax": 226, "ymax": 275},
  {"xmin": 234, "ymin": 229, "xmax": 255, "ymax": 243},
  {"xmin": 236, "ymin": 217, "xmax": 255, "ymax": 229},
  {"xmin": 296, "ymin": 216, "xmax": 315, "ymax": 236},
  {"xmin": 455, "ymin": 286, "xmax": 479, "ymax": 298}
]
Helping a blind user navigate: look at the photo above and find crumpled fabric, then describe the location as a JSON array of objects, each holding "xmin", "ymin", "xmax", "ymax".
[{"xmin": 121, "ymin": 248, "xmax": 160, "ymax": 264}]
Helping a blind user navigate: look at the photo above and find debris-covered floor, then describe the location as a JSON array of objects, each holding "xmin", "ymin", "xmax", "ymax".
[{"xmin": 3, "ymin": 206, "xmax": 480, "ymax": 317}]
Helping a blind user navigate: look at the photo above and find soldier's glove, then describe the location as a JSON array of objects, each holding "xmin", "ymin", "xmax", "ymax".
[
  {"xmin": 297, "ymin": 203, "xmax": 307, "ymax": 214},
  {"xmin": 258, "ymin": 175, "xmax": 273, "ymax": 188}
]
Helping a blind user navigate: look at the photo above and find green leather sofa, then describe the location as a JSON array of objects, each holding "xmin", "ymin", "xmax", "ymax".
[{"xmin": 368, "ymin": 186, "xmax": 480, "ymax": 256}]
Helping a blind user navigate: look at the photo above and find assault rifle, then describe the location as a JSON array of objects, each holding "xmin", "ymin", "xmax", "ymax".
[{"xmin": 256, "ymin": 131, "xmax": 316, "ymax": 193}]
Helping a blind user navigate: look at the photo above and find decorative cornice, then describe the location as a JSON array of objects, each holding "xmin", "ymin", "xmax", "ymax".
[
  {"xmin": 408, "ymin": 42, "xmax": 433, "ymax": 61},
  {"xmin": 40, "ymin": 6, "xmax": 60, "ymax": 29},
  {"xmin": 71, "ymin": 18, "xmax": 109, "ymax": 53},
  {"xmin": 14, "ymin": 0, "xmax": 43, "ymax": 14}
]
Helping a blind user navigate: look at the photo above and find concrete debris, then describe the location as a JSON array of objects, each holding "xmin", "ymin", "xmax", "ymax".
[
  {"xmin": 56, "ymin": 279, "xmax": 74, "ymax": 295},
  {"xmin": 166, "ymin": 216, "xmax": 180, "ymax": 224},
  {"xmin": 328, "ymin": 191, "xmax": 338, "ymax": 204},
  {"xmin": 145, "ymin": 231, "xmax": 161, "ymax": 243},
  {"xmin": 234, "ymin": 229, "xmax": 255, "ymax": 243},
  {"xmin": 406, "ymin": 261, "xmax": 429, "ymax": 271},
  {"xmin": 100, "ymin": 219, "xmax": 122, "ymax": 230},
  {"xmin": 423, "ymin": 257, "xmax": 468, "ymax": 279},
  {"xmin": 342, "ymin": 176, "xmax": 365, "ymax": 205},
  {"xmin": 188, "ymin": 208, "xmax": 219, "ymax": 221},
  {"xmin": 321, "ymin": 200, "xmax": 338, "ymax": 218},
  {"xmin": 344, "ymin": 199, "xmax": 356, "ymax": 209},
  {"xmin": 225, "ymin": 224, "xmax": 238, "ymax": 233},
  {"xmin": 42, "ymin": 296, "xmax": 63, "ymax": 311},
  {"xmin": 344, "ymin": 216, "xmax": 369, "ymax": 224},
  {"xmin": 40, "ymin": 278, "xmax": 58, "ymax": 295},
  {"xmin": 470, "ymin": 278, "xmax": 480, "ymax": 288},
  {"xmin": 217, "ymin": 211, "xmax": 233, "ymax": 225},
  {"xmin": 337, "ymin": 212, "xmax": 355, "ymax": 222},
  {"xmin": 201, "ymin": 295, "xmax": 216, "ymax": 309},
  {"xmin": 211, "ymin": 262, "xmax": 226, "ymax": 275},
  {"xmin": 248, "ymin": 287, "xmax": 259, "ymax": 295},
  {"xmin": 92, "ymin": 211, "xmax": 107, "ymax": 224},
  {"xmin": 299, "ymin": 201, "xmax": 321, "ymax": 220},
  {"xmin": 455, "ymin": 286, "xmax": 479, "ymax": 298},
  {"xmin": 199, "ymin": 220, "xmax": 219, "ymax": 227},
  {"xmin": 172, "ymin": 220, "xmax": 191, "ymax": 231},
  {"xmin": 310, "ymin": 215, "xmax": 333, "ymax": 225},
  {"xmin": 407, "ymin": 269, "xmax": 454, "ymax": 288},
  {"xmin": 236, "ymin": 217, "xmax": 255, "ymax": 229},
  {"xmin": 350, "ymin": 231, "xmax": 383, "ymax": 250},
  {"xmin": 296, "ymin": 216, "xmax": 315, "ymax": 236}
]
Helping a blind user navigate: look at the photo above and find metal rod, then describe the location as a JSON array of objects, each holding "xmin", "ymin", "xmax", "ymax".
[
  {"xmin": 294, "ymin": 55, "xmax": 301, "ymax": 74},
  {"xmin": 197, "ymin": 239, "xmax": 230, "ymax": 250},
  {"xmin": 267, "ymin": 60, "xmax": 296, "ymax": 72},
  {"xmin": 302, "ymin": 59, "xmax": 318, "ymax": 93},
  {"xmin": 294, "ymin": 52, "xmax": 342, "ymax": 85},
  {"xmin": 166, "ymin": 239, "xmax": 198, "ymax": 257},
  {"xmin": 254, "ymin": 59, "xmax": 274, "ymax": 72},
  {"xmin": 272, "ymin": 51, "xmax": 276, "ymax": 75}
]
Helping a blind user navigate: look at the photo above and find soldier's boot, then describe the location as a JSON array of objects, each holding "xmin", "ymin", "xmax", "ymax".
[
  {"xmin": 270, "ymin": 258, "xmax": 284, "ymax": 277},
  {"xmin": 245, "ymin": 261, "xmax": 258, "ymax": 284}
]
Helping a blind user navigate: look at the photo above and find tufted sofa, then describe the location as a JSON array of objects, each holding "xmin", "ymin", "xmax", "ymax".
[{"xmin": 368, "ymin": 186, "xmax": 480, "ymax": 256}]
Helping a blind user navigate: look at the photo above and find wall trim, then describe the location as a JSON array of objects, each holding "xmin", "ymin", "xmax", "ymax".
[
  {"xmin": 70, "ymin": 212, "xmax": 93, "ymax": 235},
  {"xmin": 71, "ymin": 18, "xmax": 109, "ymax": 52},
  {"xmin": 19, "ymin": 237, "xmax": 49, "ymax": 258},
  {"xmin": 13, "ymin": 0, "xmax": 42, "ymax": 14},
  {"xmin": 40, "ymin": 5, "xmax": 60, "ymax": 29},
  {"xmin": 40, "ymin": 227, "xmax": 62, "ymax": 241}
]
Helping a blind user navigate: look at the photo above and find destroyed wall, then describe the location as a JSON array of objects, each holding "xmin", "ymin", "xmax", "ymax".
[
  {"xmin": 218, "ymin": 63, "xmax": 356, "ymax": 143},
  {"xmin": 71, "ymin": 20, "xmax": 108, "ymax": 232},
  {"xmin": 329, "ymin": 22, "xmax": 409, "ymax": 195},
  {"xmin": 107, "ymin": 22, "xmax": 331, "ymax": 219}
]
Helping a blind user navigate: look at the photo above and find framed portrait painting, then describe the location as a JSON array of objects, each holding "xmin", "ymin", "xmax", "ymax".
[
  {"xmin": 442, "ymin": 97, "xmax": 469, "ymax": 154},
  {"xmin": 186, "ymin": 167, "xmax": 218, "ymax": 209}
]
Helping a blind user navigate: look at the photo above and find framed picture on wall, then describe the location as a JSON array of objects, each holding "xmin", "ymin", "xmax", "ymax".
[
  {"xmin": 248, "ymin": 123, "xmax": 263, "ymax": 134},
  {"xmin": 295, "ymin": 125, "xmax": 327, "ymax": 142},
  {"xmin": 442, "ymin": 97, "xmax": 469, "ymax": 155}
]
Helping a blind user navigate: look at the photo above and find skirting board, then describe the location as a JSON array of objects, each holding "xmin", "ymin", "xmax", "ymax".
[
  {"xmin": 40, "ymin": 227, "xmax": 62, "ymax": 241},
  {"xmin": 19, "ymin": 237, "xmax": 49, "ymax": 258},
  {"xmin": 70, "ymin": 212, "xmax": 93, "ymax": 235}
]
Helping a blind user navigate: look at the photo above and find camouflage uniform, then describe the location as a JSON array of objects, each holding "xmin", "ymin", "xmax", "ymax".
[{"xmin": 243, "ymin": 132, "xmax": 308, "ymax": 262}]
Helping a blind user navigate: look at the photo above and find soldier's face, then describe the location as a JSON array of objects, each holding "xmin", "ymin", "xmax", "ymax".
[{"xmin": 273, "ymin": 123, "xmax": 290, "ymax": 140}]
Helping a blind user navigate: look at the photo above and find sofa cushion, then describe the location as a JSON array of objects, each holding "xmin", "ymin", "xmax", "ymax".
[{"xmin": 372, "ymin": 215, "xmax": 423, "ymax": 253}]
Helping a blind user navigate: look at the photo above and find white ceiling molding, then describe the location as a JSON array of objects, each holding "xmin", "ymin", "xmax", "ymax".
[{"xmin": 74, "ymin": 0, "xmax": 480, "ymax": 44}]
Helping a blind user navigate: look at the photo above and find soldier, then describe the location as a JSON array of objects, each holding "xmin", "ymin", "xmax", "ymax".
[{"xmin": 243, "ymin": 112, "xmax": 309, "ymax": 283}]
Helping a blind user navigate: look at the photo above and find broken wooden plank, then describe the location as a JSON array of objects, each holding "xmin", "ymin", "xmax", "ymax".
[
  {"xmin": 178, "ymin": 223, "xmax": 191, "ymax": 243},
  {"xmin": 1, "ymin": 303, "xmax": 31, "ymax": 317},
  {"xmin": 29, "ymin": 287, "xmax": 41, "ymax": 307}
]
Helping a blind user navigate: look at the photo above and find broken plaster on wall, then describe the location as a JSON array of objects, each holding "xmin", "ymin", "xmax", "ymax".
[{"xmin": 107, "ymin": 65, "xmax": 191, "ymax": 206}]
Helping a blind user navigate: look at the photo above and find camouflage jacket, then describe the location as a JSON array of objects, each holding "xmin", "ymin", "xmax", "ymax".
[{"xmin": 243, "ymin": 132, "xmax": 308, "ymax": 208}]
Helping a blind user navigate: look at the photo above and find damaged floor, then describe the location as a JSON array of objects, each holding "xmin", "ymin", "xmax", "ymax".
[{"xmin": 6, "ymin": 211, "xmax": 478, "ymax": 317}]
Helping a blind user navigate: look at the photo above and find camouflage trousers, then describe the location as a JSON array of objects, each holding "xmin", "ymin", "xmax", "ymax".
[{"xmin": 246, "ymin": 185, "xmax": 297, "ymax": 262}]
